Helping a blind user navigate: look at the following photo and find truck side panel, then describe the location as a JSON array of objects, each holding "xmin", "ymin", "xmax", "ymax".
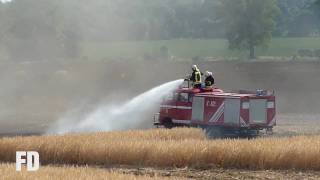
[
  {"xmin": 191, "ymin": 96, "xmax": 205, "ymax": 121},
  {"xmin": 204, "ymin": 97, "xmax": 225, "ymax": 125},
  {"xmin": 224, "ymin": 98, "xmax": 241, "ymax": 126}
]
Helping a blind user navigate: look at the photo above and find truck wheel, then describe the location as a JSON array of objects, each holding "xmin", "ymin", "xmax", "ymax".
[
  {"xmin": 248, "ymin": 130, "xmax": 259, "ymax": 138},
  {"xmin": 205, "ymin": 126, "xmax": 222, "ymax": 139},
  {"xmin": 163, "ymin": 118, "xmax": 173, "ymax": 129},
  {"xmin": 240, "ymin": 129, "xmax": 259, "ymax": 139}
]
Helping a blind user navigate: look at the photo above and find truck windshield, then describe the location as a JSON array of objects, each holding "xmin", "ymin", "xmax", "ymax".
[{"xmin": 179, "ymin": 93, "xmax": 188, "ymax": 102}]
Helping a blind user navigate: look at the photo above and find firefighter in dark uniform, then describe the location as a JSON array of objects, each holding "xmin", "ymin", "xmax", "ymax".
[
  {"xmin": 204, "ymin": 71, "xmax": 215, "ymax": 89},
  {"xmin": 190, "ymin": 65, "xmax": 202, "ymax": 89}
]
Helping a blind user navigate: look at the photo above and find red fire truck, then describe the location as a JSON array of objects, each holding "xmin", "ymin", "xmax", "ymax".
[{"xmin": 154, "ymin": 80, "xmax": 276, "ymax": 138}]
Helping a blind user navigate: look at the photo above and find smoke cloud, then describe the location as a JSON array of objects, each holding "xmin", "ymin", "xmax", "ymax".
[{"xmin": 47, "ymin": 79, "xmax": 183, "ymax": 134}]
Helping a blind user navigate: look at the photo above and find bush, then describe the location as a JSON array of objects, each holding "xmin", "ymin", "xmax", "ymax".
[
  {"xmin": 314, "ymin": 49, "xmax": 320, "ymax": 58},
  {"xmin": 297, "ymin": 49, "xmax": 314, "ymax": 57}
]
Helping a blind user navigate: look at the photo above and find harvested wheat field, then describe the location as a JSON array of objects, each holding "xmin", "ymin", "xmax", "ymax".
[{"xmin": 0, "ymin": 128, "xmax": 320, "ymax": 171}]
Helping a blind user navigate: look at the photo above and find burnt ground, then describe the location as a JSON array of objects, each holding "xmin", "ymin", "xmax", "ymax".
[
  {"xmin": 106, "ymin": 166, "xmax": 320, "ymax": 180},
  {"xmin": 274, "ymin": 113, "xmax": 320, "ymax": 136}
]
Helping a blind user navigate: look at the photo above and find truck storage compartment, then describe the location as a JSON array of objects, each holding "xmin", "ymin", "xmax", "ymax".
[
  {"xmin": 191, "ymin": 96, "xmax": 204, "ymax": 121},
  {"xmin": 249, "ymin": 99, "xmax": 267, "ymax": 124},
  {"xmin": 224, "ymin": 98, "xmax": 240, "ymax": 124}
]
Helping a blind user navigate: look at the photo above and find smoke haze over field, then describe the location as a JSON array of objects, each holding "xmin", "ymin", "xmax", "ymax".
[
  {"xmin": 0, "ymin": 0, "xmax": 319, "ymax": 135},
  {"xmin": 0, "ymin": 61, "xmax": 319, "ymax": 135}
]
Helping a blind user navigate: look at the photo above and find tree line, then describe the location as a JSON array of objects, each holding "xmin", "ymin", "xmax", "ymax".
[{"xmin": 0, "ymin": 0, "xmax": 319, "ymax": 60}]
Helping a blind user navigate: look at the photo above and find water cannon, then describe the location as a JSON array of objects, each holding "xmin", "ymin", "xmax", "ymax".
[
  {"xmin": 181, "ymin": 78, "xmax": 191, "ymax": 88},
  {"xmin": 256, "ymin": 89, "xmax": 275, "ymax": 96}
]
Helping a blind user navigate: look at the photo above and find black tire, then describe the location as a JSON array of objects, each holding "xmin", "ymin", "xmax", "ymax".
[
  {"xmin": 239, "ymin": 129, "xmax": 259, "ymax": 139},
  {"xmin": 204, "ymin": 126, "xmax": 223, "ymax": 139},
  {"xmin": 163, "ymin": 118, "xmax": 174, "ymax": 129}
]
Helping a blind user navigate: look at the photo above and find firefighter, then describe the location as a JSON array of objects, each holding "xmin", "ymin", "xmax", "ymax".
[
  {"xmin": 189, "ymin": 65, "xmax": 202, "ymax": 89},
  {"xmin": 204, "ymin": 71, "xmax": 215, "ymax": 89}
]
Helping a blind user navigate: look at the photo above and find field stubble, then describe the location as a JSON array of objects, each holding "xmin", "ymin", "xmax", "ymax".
[
  {"xmin": 2, "ymin": 164, "xmax": 320, "ymax": 180},
  {"xmin": 0, "ymin": 163, "xmax": 174, "ymax": 180}
]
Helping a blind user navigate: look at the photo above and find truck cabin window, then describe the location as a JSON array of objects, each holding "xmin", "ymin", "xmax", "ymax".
[{"xmin": 179, "ymin": 93, "xmax": 190, "ymax": 102}]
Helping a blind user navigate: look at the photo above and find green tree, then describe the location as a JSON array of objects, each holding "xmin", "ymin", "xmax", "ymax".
[
  {"xmin": 216, "ymin": 0, "xmax": 280, "ymax": 59},
  {"xmin": 275, "ymin": 0, "xmax": 318, "ymax": 37}
]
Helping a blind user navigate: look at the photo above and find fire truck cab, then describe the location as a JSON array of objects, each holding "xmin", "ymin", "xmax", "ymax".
[{"xmin": 154, "ymin": 82, "xmax": 276, "ymax": 138}]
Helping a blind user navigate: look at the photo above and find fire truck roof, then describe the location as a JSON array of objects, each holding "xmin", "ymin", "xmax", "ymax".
[
  {"xmin": 176, "ymin": 88, "xmax": 201, "ymax": 93},
  {"xmin": 176, "ymin": 88, "xmax": 272, "ymax": 98},
  {"xmin": 196, "ymin": 92, "xmax": 255, "ymax": 98}
]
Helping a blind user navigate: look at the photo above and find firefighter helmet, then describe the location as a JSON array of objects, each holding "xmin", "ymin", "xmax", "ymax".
[
  {"xmin": 192, "ymin": 65, "xmax": 198, "ymax": 71},
  {"xmin": 205, "ymin": 71, "xmax": 212, "ymax": 77}
]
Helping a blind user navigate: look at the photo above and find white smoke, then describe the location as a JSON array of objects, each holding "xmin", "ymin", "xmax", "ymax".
[
  {"xmin": 0, "ymin": 0, "xmax": 11, "ymax": 3},
  {"xmin": 47, "ymin": 79, "xmax": 183, "ymax": 134}
]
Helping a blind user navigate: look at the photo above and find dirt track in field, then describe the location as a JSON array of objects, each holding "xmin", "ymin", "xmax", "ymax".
[
  {"xmin": 0, "ymin": 60, "xmax": 319, "ymax": 135},
  {"xmin": 113, "ymin": 167, "xmax": 320, "ymax": 180}
]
